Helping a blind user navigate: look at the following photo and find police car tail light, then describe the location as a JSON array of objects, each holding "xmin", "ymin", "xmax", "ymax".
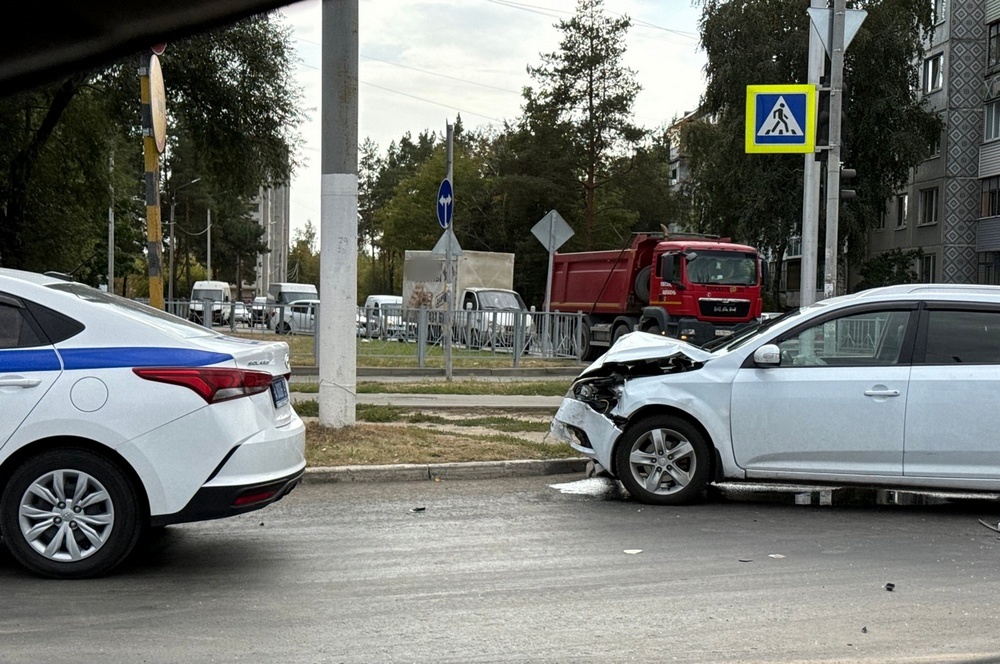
[{"xmin": 133, "ymin": 368, "xmax": 273, "ymax": 403}]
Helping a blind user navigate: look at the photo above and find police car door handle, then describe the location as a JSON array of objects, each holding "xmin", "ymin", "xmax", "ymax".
[{"xmin": 0, "ymin": 377, "xmax": 42, "ymax": 388}]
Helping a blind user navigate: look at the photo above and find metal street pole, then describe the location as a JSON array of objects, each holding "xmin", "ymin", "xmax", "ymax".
[
  {"xmin": 206, "ymin": 208, "xmax": 212, "ymax": 281},
  {"xmin": 444, "ymin": 121, "xmax": 454, "ymax": 382},
  {"xmin": 799, "ymin": 0, "xmax": 825, "ymax": 308},
  {"xmin": 823, "ymin": 0, "xmax": 847, "ymax": 300},
  {"xmin": 108, "ymin": 153, "xmax": 115, "ymax": 295}
]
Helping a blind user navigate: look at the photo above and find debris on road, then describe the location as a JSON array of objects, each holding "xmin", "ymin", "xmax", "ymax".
[
  {"xmin": 978, "ymin": 519, "xmax": 1000, "ymax": 533},
  {"xmin": 623, "ymin": 549, "xmax": 642, "ymax": 555},
  {"xmin": 884, "ymin": 583, "xmax": 895, "ymax": 592},
  {"xmin": 861, "ymin": 626, "xmax": 868, "ymax": 634},
  {"xmin": 409, "ymin": 507, "xmax": 426, "ymax": 513},
  {"xmin": 768, "ymin": 554, "xmax": 785, "ymax": 559},
  {"xmin": 738, "ymin": 558, "xmax": 753, "ymax": 563}
]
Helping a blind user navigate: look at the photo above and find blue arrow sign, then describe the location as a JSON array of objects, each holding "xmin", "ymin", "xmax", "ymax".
[{"xmin": 436, "ymin": 178, "xmax": 454, "ymax": 229}]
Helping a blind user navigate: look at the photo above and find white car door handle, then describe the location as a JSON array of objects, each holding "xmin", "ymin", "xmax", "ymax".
[
  {"xmin": 0, "ymin": 377, "xmax": 42, "ymax": 388},
  {"xmin": 864, "ymin": 389, "xmax": 900, "ymax": 397}
]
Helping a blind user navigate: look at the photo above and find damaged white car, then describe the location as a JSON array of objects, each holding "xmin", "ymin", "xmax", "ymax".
[{"xmin": 551, "ymin": 284, "xmax": 1000, "ymax": 505}]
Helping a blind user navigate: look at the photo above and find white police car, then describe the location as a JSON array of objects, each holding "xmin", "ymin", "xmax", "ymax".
[{"xmin": 0, "ymin": 269, "xmax": 306, "ymax": 578}]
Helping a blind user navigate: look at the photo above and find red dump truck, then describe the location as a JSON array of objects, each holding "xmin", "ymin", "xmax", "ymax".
[{"xmin": 549, "ymin": 232, "xmax": 765, "ymax": 358}]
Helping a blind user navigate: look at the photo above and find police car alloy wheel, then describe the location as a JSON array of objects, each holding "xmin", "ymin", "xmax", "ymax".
[{"xmin": 1, "ymin": 448, "xmax": 142, "ymax": 579}]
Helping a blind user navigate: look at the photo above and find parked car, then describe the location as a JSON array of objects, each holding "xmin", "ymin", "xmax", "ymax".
[
  {"xmin": 550, "ymin": 284, "xmax": 1000, "ymax": 505},
  {"xmin": 250, "ymin": 296, "xmax": 269, "ymax": 327},
  {"xmin": 0, "ymin": 269, "xmax": 305, "ymax": 578},
  {"xmin": 232, "ymin": 301, "xmax": 250, "ymax": 326},
  {"xmin": 270, "ymin": 299, "xmax": 318, "ymax": 335},
  {"xmin": 361, "ymin": 294, "xmax": 410, "ymax": 339}
]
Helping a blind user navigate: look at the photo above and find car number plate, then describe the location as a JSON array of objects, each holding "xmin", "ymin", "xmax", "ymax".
[
  {"xmin": 270, "ymin": 376, "xmax": 289, "ymax": 408},
  {"xmin": 714, "ymin": 329, "xmax": 734, "ymax": 337}
]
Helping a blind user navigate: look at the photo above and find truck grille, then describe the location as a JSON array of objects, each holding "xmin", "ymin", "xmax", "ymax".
[{"xmin": 698, "ymin": 298, "xmax": 751, "ymax": 319}]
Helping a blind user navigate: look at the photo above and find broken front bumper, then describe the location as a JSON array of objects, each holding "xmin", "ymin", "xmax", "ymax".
[{"xmin": 550, "ymin": 398, "xmax": 623, "ymax": 476}]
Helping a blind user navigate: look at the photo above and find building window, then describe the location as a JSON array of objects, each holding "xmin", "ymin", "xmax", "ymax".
[
  {"xmin": 924, "ymin": 53, "xmax": 944, "ymax": 93},
  {"xmin": 933, "ymin": 0, "xmax": 946, "ymax": 24},
  {"xmin": 982, "ymin": 176, "xmax": 1000, "ymax": 217},
  {"xmin": 919, "ymin": 188, "xmax": 939, "ymax": 225},
  {"xmin": 987, "ymin": 99, "xmax": 1000, "ymax": 141},
  {"xmin": 896, "ymin": 193, "xmax": 909, "ymax": 228},
  {"xmin": 991, "ymin": 22, "xmax": 1000, "ymax": 69},
  {"xmin": 920, "ymin": 254, "xmax": 936, "ymax": 283},
  {"xmin": 876, "ymin": 210, "xmax": 886, "ymax": 231},
  {"xmin": 929, "ymin": 132, "xmax": 941, "ymax": 157}
]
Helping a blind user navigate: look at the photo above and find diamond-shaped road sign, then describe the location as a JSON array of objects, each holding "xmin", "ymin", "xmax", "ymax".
[{"xmin": 531, "ymin": 210, "xmax": 574, "ymax": 253}]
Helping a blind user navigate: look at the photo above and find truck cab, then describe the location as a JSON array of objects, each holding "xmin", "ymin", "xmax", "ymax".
[
  {"xmin": 188, "ymin": 280, "xmax": 232, "ymax": 325},
  {"xmin": 455, "ymin": 287, "xmax": 532, "ymax": 349},
  {"xmin": 640, "ymin": 240, "xmax": 764, "ymax": 345}
]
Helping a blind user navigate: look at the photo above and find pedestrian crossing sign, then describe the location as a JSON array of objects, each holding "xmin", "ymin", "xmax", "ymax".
[{"xmin": 745, "ymin": 84, "xmax": 816, "ymax": 154}]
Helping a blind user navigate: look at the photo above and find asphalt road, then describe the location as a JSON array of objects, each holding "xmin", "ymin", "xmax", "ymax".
[{"xmin": 2, "ymin": 475, "xmax": 1000, "ymax": 663}]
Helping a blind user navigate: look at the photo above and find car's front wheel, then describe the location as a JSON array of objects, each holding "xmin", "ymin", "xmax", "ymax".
[
  {"xmin": 615, "ymin": 415, "xmax": 711, "ymax": 505},
  {"xmin": 0, "ymin": 448, "xmax": 143, "ymax": 578}
]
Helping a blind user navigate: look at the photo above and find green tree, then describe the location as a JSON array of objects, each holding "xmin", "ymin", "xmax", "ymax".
[
  {"xmin": 0, "ymin": 12, "xmax": 301, "ymax": 287},
  {"xmin": 525, "ymin": 0, "xmax": 645, "ymax": 249},
  {"xmin": 686, "ymin": 0, "xmax": 941, "ymax": 301},
  {"xmin": 288, "ymin": 220, "xmax": 320, "ymax": 288},
  {"xmin": 855, "ymin": 247, "xmax": 922, "ymax": 290}
]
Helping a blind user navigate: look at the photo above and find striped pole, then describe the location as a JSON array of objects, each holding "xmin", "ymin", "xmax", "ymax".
[{"xmin": 140, "ymin": 53, "xmax": 166, "ymax": 309}]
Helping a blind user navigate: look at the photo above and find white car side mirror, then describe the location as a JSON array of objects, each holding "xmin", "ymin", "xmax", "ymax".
[{"xmin": 753, "ymin": 344, "xmax": 781, "ymax": 366}]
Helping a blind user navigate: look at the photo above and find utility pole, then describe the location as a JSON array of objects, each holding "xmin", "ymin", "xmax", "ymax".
[
  {"xmin": 799, "ymin": 0, "xmax": 826, "ymax": 308},
  {"xmin": 823, "ymin": 0, "xmax": 847, "ymax": 300},
  {"xmin": 318, "ymin": 0, "xmax": 359, "ymax": 428},
  {"xmin": 140, "ymin": 52, "xmax": 167, "ymax": 309}
]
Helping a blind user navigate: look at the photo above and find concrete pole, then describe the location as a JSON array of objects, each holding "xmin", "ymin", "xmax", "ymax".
[
  {"xmin": 799, "ymin": 0, "xmax": 826, "ymax": 309},
  {"xmin": 319, "ymin": 0, "xmax": 359, "ymax": 427},
  {"xmin": 823, "ymin": 0, "xmax": 847, "ymax": 300},
  {"xmin": 444, "ymin": 121, "xmax": 454, "ymax": 382}
]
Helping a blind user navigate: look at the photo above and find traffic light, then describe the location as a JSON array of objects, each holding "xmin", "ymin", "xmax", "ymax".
[
  {"xmin": 840, "ymin": 167, "xmax": 857, "ymax": 200},
  {"xmin": 816, "ymin": 87, "xmax": 831, "ymax": 147}
]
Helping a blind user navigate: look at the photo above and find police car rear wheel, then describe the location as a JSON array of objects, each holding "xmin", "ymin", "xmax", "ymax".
[{"xmin": 0, "ymin": 448, "xmax": 142, "ymax": 579}]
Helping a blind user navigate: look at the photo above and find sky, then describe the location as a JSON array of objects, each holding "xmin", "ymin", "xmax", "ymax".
[{"xmin": 278, "ymin": 0, "xmax": 708, "ymax": 240}]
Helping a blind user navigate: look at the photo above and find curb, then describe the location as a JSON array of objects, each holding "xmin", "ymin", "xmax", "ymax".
[{"xmin": 302, "ymin": 457, "xmax": 588, "ymax": 484}]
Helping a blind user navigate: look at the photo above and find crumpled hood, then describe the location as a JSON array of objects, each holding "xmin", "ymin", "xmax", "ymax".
[{"xmin": 580, "ymin": 331, "xmax": 714, "ymax": 378}]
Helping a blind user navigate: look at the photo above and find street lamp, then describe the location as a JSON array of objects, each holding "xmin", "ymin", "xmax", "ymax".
[{"xmin": 168, "ymin": 177, "xmax": 201, "ymax": 311}]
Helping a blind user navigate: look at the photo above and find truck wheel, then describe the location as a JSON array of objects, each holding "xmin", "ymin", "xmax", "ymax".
[
  {"xmin": 615, "ymin": 415, "xmax": 711, "ymax": 506},
  {"xmin": 634, "ymin": 266, "xmax": 652, "ymax": 304},
  {"xmin": 646, "ymin": 324, "xmax": 662, "ymax": 336},
  {"xmin": 579, "ymin": 321, "xmax": 601, "ymax": 361},
  {"xmin": 0, "ymin": 448, "xmax": 143, "ymax": 578},
  {"xmin": 612, "ymin": 324, "xmax": 630, "ymax": 345}
]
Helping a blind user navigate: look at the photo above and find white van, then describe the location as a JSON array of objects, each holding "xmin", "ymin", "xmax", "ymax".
[
  {"xmin": 267, "ymin": 282, "xmax": 319, "ymax": 306},
  {"xmin": 189, "ymin": 280, "xmax": 232, "ymax": 325}
]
